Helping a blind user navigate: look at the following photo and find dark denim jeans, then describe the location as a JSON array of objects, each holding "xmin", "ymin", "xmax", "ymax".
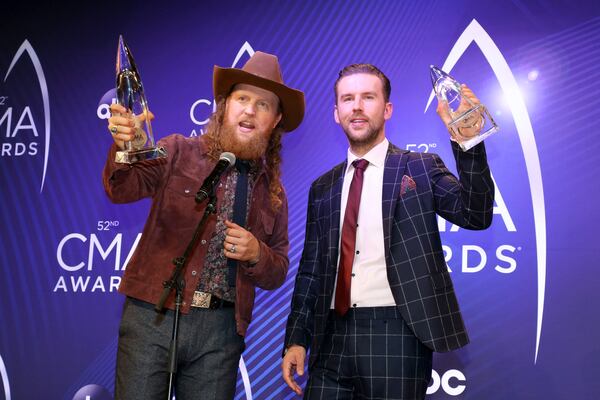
[{"xmin": 115, "ymin": 297, "xmax": 244, "ymax": 400}]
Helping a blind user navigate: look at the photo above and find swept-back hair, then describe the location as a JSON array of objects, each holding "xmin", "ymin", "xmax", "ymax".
[{"xmin": 334, "ymin": 63, "xmax": 391, "ymax": 102}]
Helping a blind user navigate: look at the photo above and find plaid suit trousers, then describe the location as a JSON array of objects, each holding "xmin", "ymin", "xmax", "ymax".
[{"xmin": 305, "ymin": 307, "xmax": 432, "ymax": 400}]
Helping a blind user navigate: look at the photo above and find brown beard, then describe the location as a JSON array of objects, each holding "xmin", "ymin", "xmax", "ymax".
[
  {"xmin": 342, "ymin": 115, "xmax": 384, "ymax": 148},
  {"xmin": 218, "ymin": 120, "xmax": 271, "ymax": 161}
]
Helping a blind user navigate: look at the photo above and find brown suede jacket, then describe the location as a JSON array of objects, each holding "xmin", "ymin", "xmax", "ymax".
[{"xmin": 103, "ymin": 134, "xmax": 289, "ymax": 336}]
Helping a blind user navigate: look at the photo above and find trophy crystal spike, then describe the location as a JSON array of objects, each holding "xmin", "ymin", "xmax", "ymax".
[
  {"xmin": 430, "ymin": 65, "xmax": 499, "ymax": 151},
  {"xmin": 114, "ymin": 35, "xmax": 167, "ymax": 163}
]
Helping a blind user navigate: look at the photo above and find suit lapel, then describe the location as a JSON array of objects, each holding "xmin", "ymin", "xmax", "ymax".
[
  {"xmin": 382, "ymin": 143, "xmax": 410, "ymax": 254},
  {"xmin": 327, "ymin": 162, "xmax": 346, "ymax": 268}
]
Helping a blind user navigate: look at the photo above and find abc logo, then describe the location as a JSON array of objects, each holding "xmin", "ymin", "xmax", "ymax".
[{"xmin": 427, "ymin": 369, "xmax": 466, "ymax": 396}]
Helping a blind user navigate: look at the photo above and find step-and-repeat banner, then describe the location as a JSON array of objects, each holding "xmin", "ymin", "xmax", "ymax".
[{"xmin": 2, "ymin": 1, "xmax": 599, "ymax": 399}]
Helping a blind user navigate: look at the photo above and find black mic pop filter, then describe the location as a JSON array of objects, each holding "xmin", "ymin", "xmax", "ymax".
[{"xmin": 195, "ymin": 152, "xmax": 236, "ymax": 203}]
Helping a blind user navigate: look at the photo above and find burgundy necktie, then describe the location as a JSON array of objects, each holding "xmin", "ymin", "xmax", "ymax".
[{"xmin": 335, "ymin": 158, "xmax": 369, "ymax": 316}]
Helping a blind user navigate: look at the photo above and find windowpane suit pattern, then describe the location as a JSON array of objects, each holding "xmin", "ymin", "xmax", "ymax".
[{"xmin": 284, "ymin": 141, "xmax": 494, "ymax": 370}]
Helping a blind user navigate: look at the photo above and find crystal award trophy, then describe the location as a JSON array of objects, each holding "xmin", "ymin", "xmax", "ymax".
[
  {"xmin": 114, "ymin": 35, "xmax": 166, "ymax": 163},
  {"xmin": 430, "ymin": 65, "xmax": 499, "ymax": 151}
]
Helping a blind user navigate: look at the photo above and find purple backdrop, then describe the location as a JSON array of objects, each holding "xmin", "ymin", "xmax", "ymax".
[{"xmin": 1, "ymin": 1, "xmax": 600, "ymax": 399}]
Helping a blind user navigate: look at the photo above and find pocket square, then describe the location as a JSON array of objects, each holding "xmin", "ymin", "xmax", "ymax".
[{"xmin": 400, "ymin": 175, "xmax": 416, "ymax": 196}]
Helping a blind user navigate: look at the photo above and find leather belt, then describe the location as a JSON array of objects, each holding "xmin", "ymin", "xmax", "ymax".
[{"xmin": 191, "ymin": 291, "xmax": 235, "ymax": 309}]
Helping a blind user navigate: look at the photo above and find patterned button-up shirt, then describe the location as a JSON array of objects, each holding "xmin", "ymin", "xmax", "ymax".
[{"xmin": 197, "ymin": 166, "xmax": 256, "ymax": 302}]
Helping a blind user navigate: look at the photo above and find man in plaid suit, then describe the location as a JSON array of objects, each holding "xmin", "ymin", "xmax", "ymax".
[{"xmin": 282, "ymin": 64, "xmax": 494, "ymax": 399}]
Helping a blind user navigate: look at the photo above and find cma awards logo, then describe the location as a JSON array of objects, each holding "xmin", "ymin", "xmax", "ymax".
[
  {"xmin": 0, "ymin": 39, "xmax": 50, "ymax": 193},
  {"xmin": 424, "ymin": 19, "xmax": 546, "ymax": 363},
  {"xmin": 0, "ymin": 354, "xmax": 11, "ymax": 400}
]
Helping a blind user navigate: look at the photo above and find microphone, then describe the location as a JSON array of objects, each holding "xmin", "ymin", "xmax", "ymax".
[{"xmin": 195, "ymin": 152, "xmax": 236, "ymax": 203}]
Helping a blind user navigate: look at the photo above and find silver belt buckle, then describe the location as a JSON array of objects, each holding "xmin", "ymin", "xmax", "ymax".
[{"xmin": 192, "ymin": 291, "xmax": 212, "ymax": 308}]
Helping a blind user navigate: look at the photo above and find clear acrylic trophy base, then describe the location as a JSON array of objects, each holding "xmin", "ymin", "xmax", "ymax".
[
  {"xmin": 115, "ymin": 146, "xmax": 167, "ymax": 164},
  {"xmin": 448, "ymin": 105, "xmax": 499, "ymax": 151}
]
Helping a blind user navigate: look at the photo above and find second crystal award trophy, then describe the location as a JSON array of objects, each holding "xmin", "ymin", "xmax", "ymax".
[
  {"xmin": 114, "ymin": 35, "xmax": 167, "ymax": 163},
  {"xmin": 430, "ymin": 66, "xmax": 499, "ymax": 151}
]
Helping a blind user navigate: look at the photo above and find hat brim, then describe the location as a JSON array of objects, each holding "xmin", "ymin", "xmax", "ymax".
[{"xmin": 213, "ymin": 66, "xmax": 305, "ymax": 132}]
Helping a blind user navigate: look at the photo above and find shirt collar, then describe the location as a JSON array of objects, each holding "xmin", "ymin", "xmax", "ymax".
[{"xmin": 346, "ymin": 138, "xmax": 389, "ymax": 172}]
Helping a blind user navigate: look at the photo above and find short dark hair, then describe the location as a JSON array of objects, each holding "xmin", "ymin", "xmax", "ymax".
[{"xmin": 334, "ymin": 63, "xmax": 391, "ymax": 103}]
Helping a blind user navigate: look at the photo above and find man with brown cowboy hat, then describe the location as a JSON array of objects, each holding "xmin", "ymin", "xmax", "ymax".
[{"xmin": 104, "ymin": 51, "xmax": 304, "ymax": 399}]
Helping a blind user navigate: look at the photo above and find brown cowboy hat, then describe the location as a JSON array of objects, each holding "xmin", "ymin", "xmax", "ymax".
[{"xmin": 213, "ymin": 51, "xmax": 305, "ymax": 132}]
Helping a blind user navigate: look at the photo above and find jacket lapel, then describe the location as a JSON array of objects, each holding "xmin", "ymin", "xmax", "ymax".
[
  {"xmin": 382, "ymin": 143, "xmax": 409, "ymax": 254},
  {"xmin": 326, "ymin": 162, "xmax": 346, "ymax": 269}
]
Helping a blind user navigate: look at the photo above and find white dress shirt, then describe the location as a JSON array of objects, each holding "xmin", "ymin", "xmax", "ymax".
[{"xmin": 331, "ymin": 138, "xmax": 396, "ymax": 309}]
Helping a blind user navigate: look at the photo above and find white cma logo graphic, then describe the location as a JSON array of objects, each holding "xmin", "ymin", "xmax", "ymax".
[
  {"xmin": 225, "ymin": 42, "xmax": 256, "ymax": 400},
  {"xmin": 1, "ymin": 40, "xmax": 50, "ymax": 193},
  {"xmin": 191, "ymin": 42, "xmax": 257, "ymax": 400},
  {"xmin": 424, "ymin": 19, "xmax": 546, "ymax": 363},
  {"xmin": 190, "ymin": 42, "xmax": 258, "ymax": 399},
  {"xmin": 0, "ymin": 354, "xmax": 11, "ymax": 400}
]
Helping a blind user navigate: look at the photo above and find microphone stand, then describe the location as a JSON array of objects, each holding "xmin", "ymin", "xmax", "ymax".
[{"xmin": 155, "ymin": 192, "xmax": 218, "ymax": 400}]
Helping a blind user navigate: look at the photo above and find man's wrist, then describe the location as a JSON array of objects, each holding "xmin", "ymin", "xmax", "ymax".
[
  {"xmin": 248, "ymin": 240, "xmax": 261, "ymax": 265},
  {"xmin": 284, "ymin": 344, "xmax": 306, "ymax": 354}
]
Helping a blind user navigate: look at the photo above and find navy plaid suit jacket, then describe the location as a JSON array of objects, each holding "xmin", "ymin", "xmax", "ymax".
[{"xmin": 284, "ymin": 140, "xmax": 494, "ymax": 366}]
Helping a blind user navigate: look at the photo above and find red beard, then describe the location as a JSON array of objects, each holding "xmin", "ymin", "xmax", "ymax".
[{"xmin": 218, "ymin": 120, "xmax": 271, "ymax": 161}]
